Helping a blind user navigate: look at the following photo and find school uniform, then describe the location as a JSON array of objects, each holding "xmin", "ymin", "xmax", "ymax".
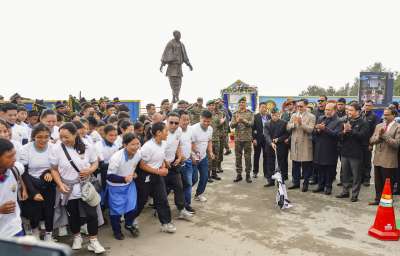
[
  {"xmin": 20, "ymin": 142, "xmax": 56, "ymax": 233},
  {"xmin": 11, "ymin": 139, "xmax": 22, "ymax": 161},
  {"xmin": 90, "ymin": 130, "xmax": 102, "ymax": 144},
  {"xmin": 95, "ymin": 139, "xmax": 119, "ymax": 192},
  {"xmin": 49, "ymin": 142, "xmax": 99, "ymax": 236},
  {"xmin": 0, "ymin": 162, "xmax": 25, "ymax": 237},
  {"xmin": 164, "ymin": 127, "xmax": 185, "ymax": 211},
  {"xmin": 50, "ymin": 126, "xmax": 60, "ymax": 143},
  {"xmin": 11, "ymin": 123, "xmax": 29, "ymax": 145},
  {"xmin": 106, "ymin": 149, "xmax": 141, "ymax": 235},
  {"xmin": 133, "ymin": 139, "xmax": 172, "ymax": 225}
]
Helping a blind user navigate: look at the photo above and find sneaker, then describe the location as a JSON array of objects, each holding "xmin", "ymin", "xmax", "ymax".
[
  {"xmin": 39, "ymin": 221, "xmax": 45, "ymax": 231},
  {"xmin": 161, "ymin": 223, "xmax": 176, "ymax": 233},
  {"xmin": 44, "ymin": 232, "xmax": 56, "ymax": 242},
  {"xmin": 125, "ymin": 225, "xmax": 140, "ymax": 237},
  {"xmin": 32, "ymin": 228, "xmax": 40, "ymax": 240},
  {"xmin": 72, "ymin": 235, "xmax": 83, "ymax": 250},
  {"xmin": 80, "ymin": 224, "xmax": 89, "ymax": 235},
  {"xmin": 178, "ymin": 209, "xmax": 193, "ymax": 221},
  {"xmin": 194, "ymin": 195, "xmax": 207, "ymax": 202},
  {"xmin": 88, "ymin": 238, "xmax": 106, "ymax": 254},
  {"xmin": 58, "ymin": 226, "xmax": 68, "ymax": 237},
  {"xmin": 113, "ymin": 232, "xmax": 125, "ymax": 240},
  {"xmin": 185, "ymin": 205, "xmax": 196, "ymax": 214}
]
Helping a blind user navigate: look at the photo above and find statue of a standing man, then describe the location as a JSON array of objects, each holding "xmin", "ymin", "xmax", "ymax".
[{"xmin": 160, "ymin": 30, "xmax": 193, "ymax": 103}]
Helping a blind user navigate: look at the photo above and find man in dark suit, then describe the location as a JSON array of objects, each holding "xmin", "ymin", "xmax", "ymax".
[
  {"xmin": 312, "ymin": 102, "xmax": 342, "ymax": 195},
  {"xmin": 252, "ymin": 102, "xmax": 270, "ymax": 178},
  {"xmin": 263, "ymin": 107, "xmax": 290, "ymax": 185}
]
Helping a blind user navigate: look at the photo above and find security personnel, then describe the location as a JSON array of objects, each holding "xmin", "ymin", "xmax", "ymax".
[
  {"xmin": 230, "ymin": 97, "xmax": 254, "ymax": 183},
  {"xmin": 188, "ymin": 97, "xmax": 205, "ymax": 125},
  {"xmin": 206, "ymin": 100, "xmax": 223, "ymax": 182}
]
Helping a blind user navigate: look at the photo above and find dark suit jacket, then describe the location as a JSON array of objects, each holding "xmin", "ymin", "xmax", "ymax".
[
  {"xmin": 252, "ymin": 113, "xmax": 270, "ymax": 143},
  {"xmin": 263, "ymin": 119, "xmax": 289, "ymax": 147}
]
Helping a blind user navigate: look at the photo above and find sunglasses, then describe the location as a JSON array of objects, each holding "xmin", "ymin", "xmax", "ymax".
[
  {"xmin": 169, "ymin": 121, "xmax": 179, "ymax": 125},
  {"xmin": 317, "ymin": 100, "xmax": 326, "ymax": 103}
]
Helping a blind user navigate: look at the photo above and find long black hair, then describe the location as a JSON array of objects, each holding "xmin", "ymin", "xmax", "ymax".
[
  {"xmin": 59, "ymin": 122, "xmax": 86, "ymax": 154},
  {"xmin": 31, "ymin": 123, "xmax": 51, "ymax": 141}
]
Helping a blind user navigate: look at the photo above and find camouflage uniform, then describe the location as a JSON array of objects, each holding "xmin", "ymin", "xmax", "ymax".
[
  {"xmin": 188, "ymin": 104, "xmax": 205, "ymax": 125},
  {"xmin": 230, "ymin": 109, "xmax": 254, "ymax": 175},
  {"xmin": 208, "ymin": 110, "xmax": 225, "ymax": 177}
]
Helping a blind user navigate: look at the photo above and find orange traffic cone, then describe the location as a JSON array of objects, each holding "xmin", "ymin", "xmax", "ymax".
[{"xmin": 368, "ymin": 178, "xmax": 400, "ymax": 241}]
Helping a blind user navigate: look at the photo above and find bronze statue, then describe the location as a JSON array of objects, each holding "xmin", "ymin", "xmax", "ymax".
[{"xmin": 160, "ymin": 30, "xmax": 193, "ymax": 103}]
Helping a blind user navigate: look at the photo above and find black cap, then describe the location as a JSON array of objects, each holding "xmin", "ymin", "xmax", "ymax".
[{"xmin": 337, "ymin": 98, "xmax": 346, "ymax": 104}]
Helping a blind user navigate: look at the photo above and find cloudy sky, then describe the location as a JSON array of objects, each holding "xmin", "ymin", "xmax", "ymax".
[{"xmin": 1, "ymin": 0, "xmax": 399, "ymax": 104}]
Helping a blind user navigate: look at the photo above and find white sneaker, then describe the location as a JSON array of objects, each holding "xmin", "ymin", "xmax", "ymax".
[
  {"xmin": 178, "ymin": 209, "xmax": 193, "ymax": 221},
  {"xmin": 58, "ymin": 226, "xmax": 68, "ymax": 237},
  {"xmin": 88, "ymin": 238, "xmax": 106, "ymax": 254},
  {"xmin": 32, "ymin": 228, "xmax": 40, "ymax": 240},
  {"xmin": 44, "ymin": 232, "xmax": 56, "ymax": 242},
  {"xmin": 39, "ymin": 221, "xmax": 45, "ymax": 231},
  {"xmin": 80, "ymin": 224, "xmax": 89, "ymax": 235},
  {"xmin": 195, "ymin": 195, "xmax": 207, "ymax": 202},
  {"xmin": 72, "ymin": 235, "xmax": 83, "ymax": 250},
  {"xmin": 161, "ymin": 223, "xmax": 176, "ymax": 233}
]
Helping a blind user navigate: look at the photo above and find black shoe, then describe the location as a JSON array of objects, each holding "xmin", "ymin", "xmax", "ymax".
[
  {"xmin": 302, "ymin": 184, "xmax": 309, "ymax": 192},
  {"xmin": 185, "ymin": 205, "xmax": 196, "ymax": 214},
  {"xmin": 246, "ymin": 175, "xmax": 252, "ymax": 183},
  {"xmin": 351, "ymin": 197, "xmax": 358, "ymax": 202},
  {"xmin": 216, "ymin": 168, "xmax": 224, "ymax": 173},
  {"xmin": 368, "ymin": 201, "xmax": 379, "ymax": 206},
  {"xmin": 312, "ymin": 187, "xmax": 324, "ymax": 193},
  {"xmin": 114, "ymin": 232, "xmax": 125, "ymax": 240},
  {"xmin": 264, "ymin": 182, "xmax": 275, "ymax": 187},
  {"xmin": 363, "ymin": 182, "xmax": 370, "ymax": 187},
  {"xmin": 224, "ymin": 149, "xmax": 232, "ymax": 155},
  {"xmin": 288, "ymin": 184, "xmax": 300, "ymax": 189},
  {"xmin": 336, "ymin": 193, "xmax": 350, "ymax": 199},
  {"xmin": 337, "ymin": 182, "xmax": 342, "ymax": 187},
  {"xmin": 233, "ymin": 175, "xmax": 243, "ymax": 182},
  {"xmin": 211, "ymin": 174, "xmax": 221, "ymax": 180},
  {"xmin": 283, "ymin": 175, "xmax": 289, "ymax": 181},
  {"xmin": 309, "ymin": 180, "xmax": 317, "ymax": 185},
  {"xmin": 125, "ymin": 225, "xmax": 140, "ymax": 238},
  {"xmin": 208, "ymin": 178, "xmax": 214, "ymax": 183},
  {"xmin": 324, "ymin": 188, "xmax": 332, "ymax": 195},
  {"xmin": 253, "ymin": 173, "xmax": 258, "ymax": 179}
]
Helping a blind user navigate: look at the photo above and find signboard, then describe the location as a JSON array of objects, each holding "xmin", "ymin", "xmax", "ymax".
[{"xmin": 359, "ymin": 72, "xmax": 393, "ymax": 107}]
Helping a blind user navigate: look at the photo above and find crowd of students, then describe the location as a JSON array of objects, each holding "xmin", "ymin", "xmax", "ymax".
[{"xmin": 0, "ymin": 93, "xmax": 399, "ymax": 254}]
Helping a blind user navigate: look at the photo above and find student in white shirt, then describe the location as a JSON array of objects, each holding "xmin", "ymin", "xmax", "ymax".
[
  {"xmin": 0, "ymin": 138, "xmax": 28, "ymax": 237},
  {"xmin": 74, "ymin": 119, "xmax": 94, "ymax": 145},
  {"xmin": 178, "ymin": 110, "xmax": 196, "ymax": 213},
  {"xmin": 107, "ymin": 133, "xmax": 141, "ymax": 240},
  {"xmin": 134, "ymin": 122, "xmax": 176, "ymax": 233},
  {"xmin": 87, "ymin": 116, "xmax": 102, "ymax": 144},
  {"xmin": 1, "ymin": 103, "xmax": 29, "ymax": 145},
  {"xmin": 50, "ymin": 122, "xmax": 105, "ymax": 254},
  {"xmin": 17, "ymin": 105, "xmax": 31, "ymax": 142},
  {"xmin": 95, "ymin": 125, "xmax": 119, "ymax": 199},
  {"xmin": 20, "ymin": 123, "xmax": 56, "ymax": 241},
  {"xmin": 115, "ymin": 119, "xmax": 134, "ymax": 148},
  {"xmin": 164, "ymin": 112, "xmax": 192, "ymax": 220},
  {"xmin": 0, "ymin": 119, "xmax": 22, "ymax": 161},
  {"xmin": 40, "ymin": 109, "xmax": 60, "ymax": 143},
  {"xmin": 191, "ymin": 110, "xmax": 215, "ymax": 202}
]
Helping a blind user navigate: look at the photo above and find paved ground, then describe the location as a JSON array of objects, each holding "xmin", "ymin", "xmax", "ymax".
[{"xmin": 70, "ymin": 153, "xmax": 400, "ymax": 256}]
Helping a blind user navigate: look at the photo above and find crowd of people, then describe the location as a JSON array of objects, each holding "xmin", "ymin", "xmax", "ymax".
[{"xmin": 0, "ymin": 93, "xmax": 399, "ymax": 254}]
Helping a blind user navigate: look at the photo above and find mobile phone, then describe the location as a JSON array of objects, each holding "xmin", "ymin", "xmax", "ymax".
[{"xmin": 0, "ymin": 236, "xmax": 72, "ymax": 256}]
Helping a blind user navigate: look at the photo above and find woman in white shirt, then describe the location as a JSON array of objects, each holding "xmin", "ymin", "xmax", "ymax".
[
  {"xmin": 115, "ymin": 119, "xmax": 134, "ymax": 148},
  {"xmin": 40, "ymin": 110, "xmax": 59, "ymax": 143},
  {"xmin": 107, "ymin": 133, "xmax": 141, "ymax": 240},
  {"xmin": 50, "ymin": 122, "xmax": 105, "ymax": 254},
  {"xmin": 0, "ymin": 119, "xmax": 22, "ymax": 161},
  {"xmin": 20, "ymin": 123, "xmax": 56, "ymax": 241}
]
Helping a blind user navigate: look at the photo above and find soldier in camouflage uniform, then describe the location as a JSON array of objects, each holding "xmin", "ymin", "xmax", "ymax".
[
  {"xmin": 230, "ymin": 97, "xmax": 254, "ymax": 183},
  {"xmin": 206, "ymin": 100, "xmax": 224, "ymax": 182},
  {"xmin": 216, "ymin": 99, "xmax": 229, "ymax": 173},
  {"xmin": 188, "ymin": 97, "xmax": 205, "ymax": 125}
]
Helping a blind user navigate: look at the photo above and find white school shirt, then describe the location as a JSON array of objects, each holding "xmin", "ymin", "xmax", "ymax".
[
  {"xmin": 11, "ymin": 140, "xmax": 22, "ymax": 161},
  {"xmin": 19, "ymin": 142, "xmax": 53, "ymax": 179},
  {"xmin": 95, "ymin": 140, "xmax": 119, "ymax": 163},
  {"xmin": 140, "ymin": 139, "xmax": 167, "ymax": 169},
  {"xmin": 11, "ymin": 124, "xmax": 28, "ymax": 144},
  {"xmin": 90, "ymin": 130, "xmax": 102, "ymax": 144},
  {"xmin": 0, "ymin": 162, "xmax": 24, "ymax": 237},
  {"xmin": 191, "ymin": 123, "xmax": 213, "ymax": 160},
  {"xmin": 107, "ymin": 149, "xmax": 141, "ymax": 186},
  {"xmin": 115, "ymin": 135, "xmax": 123, "ymax": 149},
  {"xmin": 50, "ymin": 142, "xmax": 97, "ymax": 200},
  {"xmin": 165, "ymin": 127, "xmax": 182, "ymax": 163},
  {"xmin": 50, "ymin": 126, "xmax": 60, "ymax": 143},
  {"xmin": 180, "ymin": 126, "xmax": 193, "ymax": 160}
]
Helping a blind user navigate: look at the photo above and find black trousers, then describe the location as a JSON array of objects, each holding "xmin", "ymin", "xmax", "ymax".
[
  {"xmin": 361, "ymin": 147, "xmax": 372, "ymax": 183},
  {"xmin": 165, "ymin": 168, "xmax": 185, "ymax": 211},
  {"xmin": 253, "ymin": 140, "xmax": 267, "ymax": 175},
  {"xmin": 133, "ymin": 171, "xmax": 171, "ymax": 225},
  {"xmin": 374, "ymin": 166, "xmax": 395, "ymax": 201},
  {"xmin": 23, "ymin": 185, "xmax": 55, "ymax": 232},
  {"xmin": 292, "ymin": 161, "xmax": 312, "ymax": 186},
  {"xmin": 276, "ymin": 144, "xmax": 289, "ymax": 179},
  {"xmin": 65, "ymin": 199, "xmax": 98, "ymax": 236},
  {"xmin": 315, "ymin": 164, "xmax": 336, "ymax": 189}
]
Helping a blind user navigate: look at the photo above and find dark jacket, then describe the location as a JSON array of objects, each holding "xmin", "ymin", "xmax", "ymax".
[
  {"xmin": 312, "ymin": 114, "xmax": 342, "ymax": 165},
  {"xmin": 361, "ymin": 110, "xmax": 379, "ymax": 144},
  {"xmin": 252, "ymin": 113, "xmax": 270, "ymax": 144},
  {"xmin": 263, "ymin": 119, "xmax": 289, "ymax": 147},
  {"xmin": 340, "ymin": 116, "xmax": 369, "ymax": 158}
]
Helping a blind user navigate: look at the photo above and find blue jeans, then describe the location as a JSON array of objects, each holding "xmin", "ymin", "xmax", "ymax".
[
  {"xmin": 194, "ymin": 157, "xmax": 208, "ymax": 196},
  {"xmin": 181, "ymin": 159, "xmax": 195, "ymax": 206}
]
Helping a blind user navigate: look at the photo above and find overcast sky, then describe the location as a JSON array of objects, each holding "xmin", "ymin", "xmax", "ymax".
[{"xmin": 1, "ymin": 0, "xmax": 399, "ymax": 104}]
